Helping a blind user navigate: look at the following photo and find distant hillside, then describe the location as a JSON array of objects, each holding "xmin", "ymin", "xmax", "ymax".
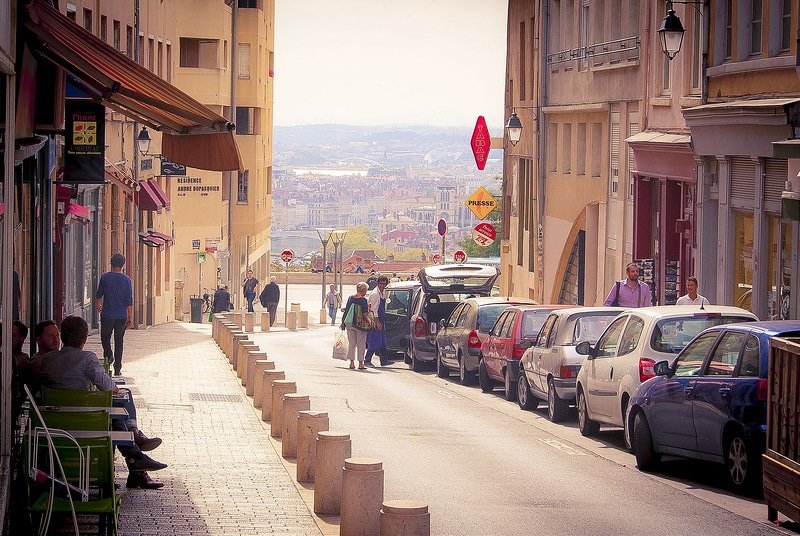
[{"xmin": 274, "ymin": 124, "xmax": 500, "ymax": 147}]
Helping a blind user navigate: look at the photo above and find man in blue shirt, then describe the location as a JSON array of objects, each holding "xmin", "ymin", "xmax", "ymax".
[
  {"xmin": 603, "ymin": 262, "xmax": 653, "ymax": 308},
  {"xmin": 95, "ymin": 254, "xmax": 133, "ymax": 376}
]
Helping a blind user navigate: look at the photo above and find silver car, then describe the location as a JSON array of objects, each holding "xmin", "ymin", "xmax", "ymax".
[{"xmin": 518, "ymin": 307, "xmax": 623, "ymax": 422}]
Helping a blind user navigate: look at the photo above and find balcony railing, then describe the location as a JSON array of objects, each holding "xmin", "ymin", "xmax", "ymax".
[{"xmin": 547, "ymin": 35, "xmax": 640, "ymax": 66}]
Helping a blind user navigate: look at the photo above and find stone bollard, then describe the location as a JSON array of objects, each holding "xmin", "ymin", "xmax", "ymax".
[
  {"xmin": 314, "ymin": 432, "xmax": 352, "ymax": 515},
  {"xmin": 287, "ymin": 311, "xmax": 298, "ymax": 331},
  {"xmin": 231, "ymin": 333, "xmax": 249, "ymax": 369},
  {"xmin": 261, "ymin": 312, "xmax": 271, "ymax": 332},
  {"xmin": 228, "ymin": 329, "xmax": 244, "ymax": 362},
  {"xmin": 238, "ymin": 342, "xmax": 258, "ymax": 382},
  {"xmin": 244, "ymin": 312, "xmax": 255, "ymax": 333},
  {"xmin": 260, "ymin": 370, "xmax": 285, "ymax": 419},
  {"xmin": 281, "ymin": 394, "xmax": 310, "ymax": 458},
  {"xmin": 233, "ymin": 311, "xmax": 243, "ymax": 327},
  {"xmin": 340, "ymin": 458, "xmax": 384, "ymax": 536},
  {"xmin": 252, "ymin": 361, "xmax": 276, "ymax": 407},
  {"xmin": 212, "ymin": 315, "xmax": 220, "ymax": 342},
  {"xmin": 299, "ymin": 310, "xmax": 309, "ymax": 329},
  {"xmin": 221, "ymin": 323, "xmax": 235, "ymax": 358},
  {"xmin": 380, "ymin": 500, "xmax": 430, "ymax": 536},
  {"xmin": 270, "ymin": 380, "xmax": 296, "ymax": 438},
  {"xmin": 297, "ymin": 411, "xmax": 329, "ymax": 483},
  {"xmin": 320, "ymin": 308, "xmax": 328, "ymax": 325},
  {"xmin": 246, "ymin": 352, "xmax": 268, "ymax": 396},
  {"xmin": 290, "ymin": 302, "xmax": 301, "ymax": 313}
]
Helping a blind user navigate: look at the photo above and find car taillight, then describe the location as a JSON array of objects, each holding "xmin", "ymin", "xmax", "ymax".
[
  {"xmin": 513, "ymin": 344, "xmax": 525, "ymax": 358},
  {"xmin": 639, "ymin": 357, "xmax": 656, "ymax": 383},
  {"xmin": 414, "ymin": 317, "xmax": 427, "ymax": 337},
  {"xmin": 756, "ymin": 378, "xmax": 768, "ymax": 402},
  {"xmin": 559, "ymin": 365, "xmax": 575, "ymax": 378},
  {"xmin": 468, "ymin": 330, "xmax": 482, "ymax": 349}
]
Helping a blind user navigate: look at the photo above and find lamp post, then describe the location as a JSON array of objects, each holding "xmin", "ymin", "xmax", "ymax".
[
  {"xmin": 657, "ymin": 1, "xmax": 704, "ymax": 60},
  {"xmin": 331, "ymin": 229, "xmax": 348, "ymax": 299},
  {"xmin": 316, "ymin": 227, "xmax": 333, "ymax": 323},
  {"xmin": 505, "ymin": 111, "xmax": 523, "ymax": 146}
]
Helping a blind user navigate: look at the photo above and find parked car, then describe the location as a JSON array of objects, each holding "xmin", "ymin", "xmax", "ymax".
[
  {"xmin": 479, "ymin": 305, "xmax": 572, "ymax": 400},
  {"xmin": 627, "ymin": 321, "xmax": 800, "ymax": 495},
  {"xmin": 435, "ymin": 297, "xmax": 537, "ymax": 385},
  {"xmin": 517, "ymin": 307, "xmax": 624, "ymax": 421},
  {"xmin": 574, "ymin": 306, "xmax": 758, "ymax": 439},
  {"xmin": 384, "ymin": 264, "xmax": 500, "ymax": 371}
]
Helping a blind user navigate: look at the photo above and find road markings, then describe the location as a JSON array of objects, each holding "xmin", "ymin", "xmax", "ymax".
[
  {"xmin": 436, "ymin": 389, "xmax": 458, "ymax": 399},
  {"xmin": 538, "ymin": 438, "xmax": 586, "ymax": 456}
]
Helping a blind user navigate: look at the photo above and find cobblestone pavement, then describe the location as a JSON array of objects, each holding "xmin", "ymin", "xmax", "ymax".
[{"xmin": 84, "ymin": 322, "xmax": 322, "ymax": 536}]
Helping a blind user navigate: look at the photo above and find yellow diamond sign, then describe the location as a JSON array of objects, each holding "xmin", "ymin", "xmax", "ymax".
[{"xmin": 465, "ymin": 186, "xmax": 497, "ymax": 220}]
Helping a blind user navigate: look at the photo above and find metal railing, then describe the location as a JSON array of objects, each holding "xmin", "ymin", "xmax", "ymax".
[{"xmin": 547, "ymin": 35, "xmax": 640, "ymax": 66}]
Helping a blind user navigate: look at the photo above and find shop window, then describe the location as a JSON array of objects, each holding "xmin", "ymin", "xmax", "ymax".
[
  {"xmin": 733, "ymin": 212, "xmax": 754, "ymax": 312},
  {"xmin": 180, "ymin": 38, "xmax": 220, "ymax": 68}
]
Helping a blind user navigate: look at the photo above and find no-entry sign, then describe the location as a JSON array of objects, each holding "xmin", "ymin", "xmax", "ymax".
[
  {"xmin": 470, "ymin": 116, "xmax": 490, "ymax": 171},
  {"xmin": 472, "ymin": 223, "xmax": 497, "ymax": 247},
  {"xmin": 280, "ymin": 249, "xmax": 294, "ymax": 263},
  {"xmin": 453, "ymin": 250, "xmax": 467, "ymax": 263}
]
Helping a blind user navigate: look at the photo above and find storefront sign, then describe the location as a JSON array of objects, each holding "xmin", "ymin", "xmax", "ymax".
[
  {"xmin": 176, "ymin": 177, "xmax": 221, "ymax": 197},
  {"xmin": 64, "ymin": 99, "xmax": 105, "ymax": 184},
  {"xmin": 466, "ymin": 186, "xmax": 497, "ymax": 220},
  {"xmin": 470, "ymin": 116, "xmax": 490, "ymax": 170}
]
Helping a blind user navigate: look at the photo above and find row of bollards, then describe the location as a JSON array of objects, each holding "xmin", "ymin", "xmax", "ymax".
[{"xmin": 211, "ymin": 313, "xmax": 430, "ymax": 535}]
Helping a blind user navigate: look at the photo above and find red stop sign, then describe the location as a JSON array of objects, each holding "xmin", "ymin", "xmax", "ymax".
[
  {"xmin": 453, "ymin": 250, "xmax": 467, "ymax": 263},
  {"xmin": 470, "ymin": 116, "xmax": 490, "ymax": 171},
  {"xmin": 280, "ymin": 249, "xmax": 294, "ymax": 263}
]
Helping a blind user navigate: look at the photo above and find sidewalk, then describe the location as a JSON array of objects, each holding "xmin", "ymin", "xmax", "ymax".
[{"xmin": 84, "ymin": 322, "xmax": 322, "ymax": 536}]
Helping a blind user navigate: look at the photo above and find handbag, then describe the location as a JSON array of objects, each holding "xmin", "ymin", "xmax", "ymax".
[
  {"xmin": 343, "ymin": 302, "xmax": 355, "ymax": 327},
  {"xmin": 332, "ymin": 331, "xmax": 349, "ymax": 360}
]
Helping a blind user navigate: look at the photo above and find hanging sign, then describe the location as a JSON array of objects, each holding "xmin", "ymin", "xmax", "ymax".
[
  {"xmin": 64, "ymin": 99, "xmax": 105, "ymax": 184},
  {"xmin": 466, "ymin": 186, "xmax": 497, "ymax": 220},
  {"xmin": 472, "ymin": 222, "xmax": 497, "ymax": 247},
  {"xmin": 470, "ymin": 115, "xmax": 490, "ymax": 170}
]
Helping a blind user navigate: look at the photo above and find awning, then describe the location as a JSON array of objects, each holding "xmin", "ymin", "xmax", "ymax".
[
  {"xmin": 149, "ymin": 180, "xmax": 171, "ymax": 210},
  {"xmin": 147, "ymin": 230, "xmax": 174, "ymax": 246},
  {"xmin": 138, "ymin": 232, "xmax": 165, "ymax": 248},
  {"xmin": 66, "ymin": 202, "xmax": 90, "ymax": 219},
  {"xmin": 0, "ymin": 203, "xmax": 4, "ymax": 217},
  {"xmin": 105, "ymin": 160, "xmax": 139, "ymax": 197},
  {"xmin": 14, "ymin": 135, "xmax": 48, "ymax": 165},
  {"xmin": 626, "ymin": 130, "xmax": 696, "ymax": 182},
  {"xmin": 135, "ymin": 180, "xmax": 166, "ymax": 212},
  {"xmin": 23, "ymin": 0, "xmax": 242, "ymax": 171}
]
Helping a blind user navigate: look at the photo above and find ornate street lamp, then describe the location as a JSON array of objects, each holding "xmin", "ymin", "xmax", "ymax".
[
  {"xmin": 658, "ymin": 6, "xmax": 685, "ymax": 60},
  {"xmin": 505, "ymin": 111, "xmax": 523, "ymax": 146},
  {"xmin": 331, "ymin": 229, "xmax": 349, "ymax": 298},
  {"xmin": 316, "ymin": 227, "xmax": 334, "ymax": 320},
  {"xmin": 137, "ymin": 126, "xmax": 153, "ymax": 156}
]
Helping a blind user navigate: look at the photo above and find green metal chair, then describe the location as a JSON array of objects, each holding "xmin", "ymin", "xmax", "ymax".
[
  {"xmin": 32, "ymin": 409, "xmax": 111, "ymax": 432},
  {"xmin": 41, "ymin": 387, "xmax": 112, "ymax": 408}
]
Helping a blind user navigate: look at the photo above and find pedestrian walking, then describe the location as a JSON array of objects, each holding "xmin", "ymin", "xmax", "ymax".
[
  {"xmin": 95, "ymin": 253, "xmax": 133, "ymax": 376},
  {"xmin": 365, "ymin": 275, "xmax": 390, "ymax": 366},
  {"xmin": 259, "ymin": 276, "xmax": 280, "ymax": 326},
  {"xmin": 212, "ymin": 285, "xmax": 232, "ymax": 313},
  {"xmin": 242, "ymin": 269, "xmax": 259, "ymax": 313},
  {"xmin": 603, "ymin": 262, "xmax": 652, "ymax": 308},
  {"xmin": 675, "ymin": 277, "xmax": 710, "ymax": 306},
  {"xmin": 340, "ymin": 282, "xmax": 369, "ymax": 370},
  {"xmin": 324, "ymin": 284, "xmax": 342, "ymax": 325}
]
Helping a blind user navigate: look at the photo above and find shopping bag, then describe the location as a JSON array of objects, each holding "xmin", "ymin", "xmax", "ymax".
[
  {"xmin": 208, "ymin": 310, "xmax": 214, "ymax": 322},
  {"xmin": 343, "ymin": 303, "xmax": 355, "ymax": 327},
  {"xmin": 332, "ymin": 331, "xmax": 349, "ymax": 360}
]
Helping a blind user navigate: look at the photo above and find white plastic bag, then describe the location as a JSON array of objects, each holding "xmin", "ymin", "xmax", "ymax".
[{"xmin": 332, "ymin": 330, "xmax": 349, "ymax": 360}]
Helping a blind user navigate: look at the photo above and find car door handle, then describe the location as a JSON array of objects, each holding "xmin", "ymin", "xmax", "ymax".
[
  {"xmin": 719, "ymin": 387, "xmax": 731, "ymax": 397},
  {"xmin": 684, "ymin": 386, "xmax": 694, "ymax": 396},
  {"xmin": 609, "ymin": 367, "xmax": 613, "ymax": 379}
]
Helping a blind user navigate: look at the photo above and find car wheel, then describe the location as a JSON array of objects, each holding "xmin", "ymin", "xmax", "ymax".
[
  {"xmin": 577, "ymin": 388, "xmax": 600, "ymax": 437},
  {"xmin": 458, "ymin": 353, "xmax": 474, "ymax": 386},
  {"xmin": 504, "ymin": 368, "xmax": 517, "ymax": 401},
  {"xmin": 633, "ymin": 412, "xmax": 660, "ymax": 471},
  {"xmin": 725, "ymin": 431, "xmax": 761, "ymax": 495},
  {"xmin": 517, "ymin": 373, "xmax": 538, "ymax": 410},
  {"xmin": 478, "ymin": 359, "xmax": 494, "ymax": 393},
  {"xmin": 410, "ymin": 345, "xmax": 424, "ymax": 372},
  {"xmin": 547, "ymin": 378, "xmax": 568, "ymax": 423},
  {"xmin": 435, "ymin": 347, "xmax": 449, "ymax": 378}
]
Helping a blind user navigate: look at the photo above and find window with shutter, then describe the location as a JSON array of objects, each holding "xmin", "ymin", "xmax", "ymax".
[
  {"xmin": 238, "ymin": 43, "xmax": 251, "ymax": 79},
  {"xmin": 610, "ymin": 113, "xmax": 620, "ymax": 197},
  {"xmin": 764, "ymin": 158, "xmax": 788, "ymax": 212},
  {"xmin": 730, "ymin": 157, "xmax": 756, "ymax": 209}
]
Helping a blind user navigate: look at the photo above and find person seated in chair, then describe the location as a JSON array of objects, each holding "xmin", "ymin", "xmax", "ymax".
[{"xmin": 38, "ymin": 315, "xmax": 167, "ymax": 490}]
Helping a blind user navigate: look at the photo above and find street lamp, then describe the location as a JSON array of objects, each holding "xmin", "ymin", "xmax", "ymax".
[
  {"xmin": 316, "ymin": 227, "xmax": 334, "ymax": 322},
  {"xmin": 505, "ymin": 111, "xmax": 523, "ymax": 146},
  {"xmin": 658, "ymin": 1, "xmax": 704, "ymax": 60},
  {"xmin": 331, "ymin": 229, "xmax": 348, "ymax": 298},
  {"xmin": 137, "ymin": 126, "xmax": 154, "ymax": 156}
]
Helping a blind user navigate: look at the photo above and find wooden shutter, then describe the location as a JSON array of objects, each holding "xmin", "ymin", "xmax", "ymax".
[
  {"xmin": 764, "ymin": 158, "xmax": 788, "ymax": 213},
  {"xmin": 730, "ymin": 156, "xmax": 756, "ymax": 209}
]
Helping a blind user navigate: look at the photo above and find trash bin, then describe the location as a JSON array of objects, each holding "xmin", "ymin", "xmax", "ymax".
[{"xmin": 190, "ymin": 295, "xmax": 204, "ymax": 323}]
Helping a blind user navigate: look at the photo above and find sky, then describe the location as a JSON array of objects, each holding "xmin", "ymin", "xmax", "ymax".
[{"xmin": 273, "ymin": 1, "xmax": 509, "ymax": 129}]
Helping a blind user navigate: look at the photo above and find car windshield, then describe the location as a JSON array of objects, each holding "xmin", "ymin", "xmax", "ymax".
[
  {"xmin": 651, "ymin": 315, "xmax": 755, "ymax": 354},
  {"xmin": 521, "ymin": 311, "xmax": 550, "ymax": 338},
  {"xmin": 478, "ymin": 304, "xmax": 513, "ymax": 333},
  {"xmin": 570, "ymin": 314, "xmax": 618, "ymax": 344}
]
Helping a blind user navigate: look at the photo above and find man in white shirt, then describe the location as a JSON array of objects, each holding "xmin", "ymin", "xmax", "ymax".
[{"xmin": 676, "ymin": 277, "xmax": 710, "ymax": 306}]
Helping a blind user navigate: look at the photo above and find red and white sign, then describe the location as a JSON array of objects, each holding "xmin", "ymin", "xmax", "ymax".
[
  {"xmin": 472, "ymin": 223, "xmax": 497, "ymax": 247},
  {"xmin": 280, "ymin": 249, "xmax": 294, "ymax": 263},
  {"xmin": 453, "ymin": 250, "xmax": 467, "ymax": 263},
  {"xmin": 432, "ymin": 254, "xmax": 441, "ymax": 264},
  {"xmin": 470, "ymin": 116, "xmax": 490, "ymax": 171}
]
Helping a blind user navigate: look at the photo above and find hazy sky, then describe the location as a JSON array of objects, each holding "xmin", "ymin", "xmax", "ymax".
[{"xmin": 273, "ymin": 1, "xmax": 509, "ymax": 129}]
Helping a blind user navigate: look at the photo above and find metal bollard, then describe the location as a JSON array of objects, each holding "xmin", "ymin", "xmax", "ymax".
[
  {"xmin": 380, "ymin": 500, "xmax": 430, "ymax": 536},
  {"xmin": 237, "ymin": 342, "xmax": 258, "ymax": 380},
  {"xmin": 340, "ymin": 457, "xmax": 384, "ymax": 536},
  {"xmin": 299, "ymin": 310, "xmax": 309, "ymax": 329},
  {"xmin": 270, "ymin": 380, "xmax": 296, "ymax": 438},
  {"xmin": 260, "ymin": 370, "xmax": 285, "ymax": 420},
  {"xmin": 252, "ymin": 361, "xmax": 276, "ymax": 407},
  {"xmin": 261, "ymin": 312, "xmax": 270, "ymax": 332},
  {"xmin": 244, "ymin": 312, "xmax": 255, "ymax": 333},
  {"xmin": 246, "ymin": 352, "xmax": 268, "ymax": 396},
  {"xmin": 286, "ymin": 311, "xmax": 298, "ymax": 331},
  {"xmin": 314, "ymin": 432, "xmax": 351, "ymax": 515},
  {"xmin": 281, "ymin": 393, "xmax": 310, "ymax": 458},
  {"xmin": 296, "ymin": 411, "xmax": 329, "ymax": 483},
  {"xmin": 231, "ymin": 333, "xmax": 249, "ymax": 369}
]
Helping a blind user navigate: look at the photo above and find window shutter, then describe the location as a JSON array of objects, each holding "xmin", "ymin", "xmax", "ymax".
[
  {"xmin": 764, "ymin": 158, "xmax": 788, "ymax": 212},
  {"xmin": 238, "ymin": 43, "xmax": 251, "ymax": 79},
  {"xmin": 729, "ymin": 157, "xmax": 756, "ymax": 209}
]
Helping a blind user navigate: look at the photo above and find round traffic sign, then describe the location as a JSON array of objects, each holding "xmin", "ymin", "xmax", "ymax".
[
  {"xmin": 432, "ymin": 253, "xmax": 441, "ymax": 264},
  {"xmin": 280, "ymin": 249, "xmax": 294, "ymax": 263},
  {"xmin": 437, "ymin": 219, "xmax": 447, "ymax": 237},
  {"xmin": 453, "ymin": 250, "xmax": 467, "ymax": 263},
  {"xmin": 472, "ymin": 222, "xmax": 497, "ymax": 247}
]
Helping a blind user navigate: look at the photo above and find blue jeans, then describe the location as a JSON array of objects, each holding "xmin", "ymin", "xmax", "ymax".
[
  {"xmin": 328, "ymin": 304, "xmax": 337, "ymax": 324},
  {"xmin": 245, "ymin": 292, "xmax": 256, "ymax": 312}
]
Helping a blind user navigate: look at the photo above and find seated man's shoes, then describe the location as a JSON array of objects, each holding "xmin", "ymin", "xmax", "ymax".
[
  {"xmin": 131, "ymin": 428, "xmax": 162, "ymax": 452},
  {"xmin": 127, "ymin": 454, "xmax": 167, "ymax": 472},
  {"xmin": 126, "ymin": 471, "xmax": 164, "ymax": 489}
]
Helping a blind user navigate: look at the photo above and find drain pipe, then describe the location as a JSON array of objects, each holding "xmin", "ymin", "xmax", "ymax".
[{"xmin": 227, "ymin": 2, "xmax": 238, "ymax": 296}]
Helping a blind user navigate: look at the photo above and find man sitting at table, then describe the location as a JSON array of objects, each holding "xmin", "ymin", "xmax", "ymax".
[{"xmin": 38, "ymin": 315, "xmax": 167, "ymax": 490}]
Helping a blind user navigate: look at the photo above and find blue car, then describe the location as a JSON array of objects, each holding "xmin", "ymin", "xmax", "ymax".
[{"xmin": 627, "ymin": 320, "xmax": 800, "ymax": 495}]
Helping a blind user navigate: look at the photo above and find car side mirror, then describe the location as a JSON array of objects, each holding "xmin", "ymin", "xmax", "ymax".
[
  {"xmin": 439, "ymin": 319, "xmax": 447, "ymax": 329},
  {"xmin": 653, "ymin": 360, "xmax": 671, "ymax": 376},
  {"xmin": 575, "ymin": 341, "xmax": 593, "ymax": 358}
]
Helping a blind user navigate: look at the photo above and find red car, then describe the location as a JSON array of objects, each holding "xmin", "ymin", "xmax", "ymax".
[{"xmin": 479, "ymin": 305, "xmax": 573, "ymax": 401}]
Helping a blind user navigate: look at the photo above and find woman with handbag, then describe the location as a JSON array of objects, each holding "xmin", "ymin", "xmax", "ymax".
[{"xmin": 340, "ymin": 282, "xmax": 370, "ymax": 370}]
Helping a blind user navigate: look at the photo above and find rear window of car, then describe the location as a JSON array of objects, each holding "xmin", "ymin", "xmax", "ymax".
[
  {"xmin": 570, "ymin": 314, "xmax": 618, "ymax": 344},
  {"xmin": 521, "ymin": 311, "xmax": 550, "ymax": 338},
  {"xmin": 478, "ymin": 304, "xmax": 514, "ymax": 333},
  {"xmin": 650, "ymin": 315, "xmax": 755, "ymax": 354}
]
